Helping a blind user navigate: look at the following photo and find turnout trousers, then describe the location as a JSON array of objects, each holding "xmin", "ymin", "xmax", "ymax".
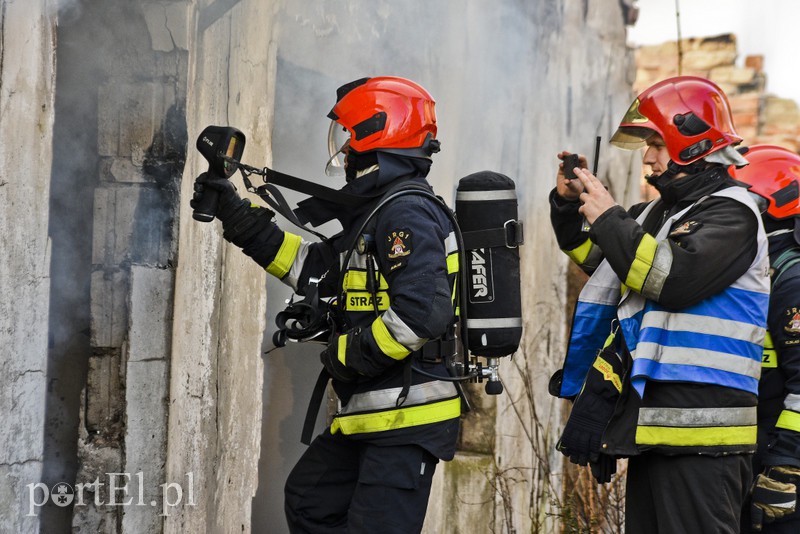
[
  {"xmin": 284, "ymin": 428, "xmax": 438, "ymax": 534},
  {"xmin": 626, "ymin": 452, "xmax": 752, "ymax": 534}
]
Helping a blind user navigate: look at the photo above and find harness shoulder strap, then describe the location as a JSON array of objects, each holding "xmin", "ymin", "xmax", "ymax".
[{"xmin": 772, "ymin": 246, "xmax": 800, "ymax": 287}]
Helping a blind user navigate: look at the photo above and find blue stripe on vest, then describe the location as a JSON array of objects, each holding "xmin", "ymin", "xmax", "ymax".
[
  {"xmin": 670, "ymin": 286, "xmax": 769, "ymax": 325},
  {"xmin": 631, "ymin": 359, "xmax": 760, "ymax": 396},
  {"xmin": 560, "ymin": 301, "xmax": 617, "ymax": 397},
  {"xmin": 637, "ymin": 328, "xmax": 763, "ymax": 361}
]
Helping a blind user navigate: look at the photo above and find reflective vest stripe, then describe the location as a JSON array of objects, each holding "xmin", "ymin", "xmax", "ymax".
[
  {"xmin": 371, "ymin": 316, "xmax": 411, "ymax": 360},
  {"xmin": 267, "ymin": 232, "xmax": 302, "ymax": 279},
  {"xmin": 343, "ymin": 270, "xmax": 389, "ymax": 290},
  {"xmin": 635, "ymin": 425, "xmax": 757, "ymax": 447},
  {"xmin": 637, "ymin": 405, "xmax": 757, "ymax": 447},
  {"xmin": 762, "ymin": 330, "xmax": 777, "ymax": 368},
  {"xmin": 638, "ymin": 406, "xmax": 756, "ymax": 426},
  {"xmin": 340, "ymin": 381, "xmax": 458, "ymax": 413},
  {"xmin": 776, "ymin": 410, "xmax": 800, "ymax": 432},
  {"xmin": 331, "ymin": 397, "xmax": 461, "ymax": 435},
  {"xmin": 625, "ymin": 234, "xmax": 657, "ymax": 292},
  {"xmin": 639, "ymin": 310, "xmax": 767, "ymax": 345},
  {"xmin": 635, "ymin": 340, "xmax": 762, "ymax": 373}
]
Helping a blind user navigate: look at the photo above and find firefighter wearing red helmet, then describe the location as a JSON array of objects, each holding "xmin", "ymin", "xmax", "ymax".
[
  {"xmin": 191, "ymin": 77, "xmax": 459, "ymax": 532},
  {"xmin": 549, "ymin": 76, "xmax": 770, "ymax": 534},
  {"xmin": 730, "ymin": 145, "xmax": 800, "ymax": 534}
]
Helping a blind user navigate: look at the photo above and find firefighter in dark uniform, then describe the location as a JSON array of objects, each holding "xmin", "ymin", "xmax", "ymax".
[
  {"xmin": 549, "ymin": 76, "xmax": 770, "ymax": 534},
  {"xmin": 730, "ymin": 145, "xmax": 800, "ymax": 533},
  {"xmin": 191, "ymin": 77, "xmax": 461, "ymax": 533}
]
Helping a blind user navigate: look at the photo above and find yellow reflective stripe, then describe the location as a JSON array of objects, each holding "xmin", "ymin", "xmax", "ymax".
[
  {"xmin": 346, "ymin": 291, "xmax": 390, "ymax": 311},
  {"xmin": 625, "ymin": 234, "xmax": 658, "ymax": 292},
  {"xmin": 762, "ymin": 331, "xmax": 777, "ymax": 368},
  {"xmin": 776, "ymin": 410, "xmax": 800, "ymax": 432},
  {"xmin": 331, "ymin": 397, "xmax": 461, "ymax": 435},
  {"xmin": 635, "ymin": 425, "xmax": 757, "ymax": 447},
  {"xmin": 266, "ymin": 232, "xmax": 302, "ymax": 278},
  {"xmin": 446, "ymin": 252, "xmax": 459, "ymax": 274},
  {"xmin": 371, "ymin": 317, "xmax": 410, "ymax": 360},
  {"xmin": 337, "ymin": 333, "xmax": 348, "ymax": 366},
  {"xmin": 564, "ymin": 239, "xmax": 594, "ymax": 264},
  {"xmin": 342, "ymin": 270, "xmax": 389, "ymax": 290}
]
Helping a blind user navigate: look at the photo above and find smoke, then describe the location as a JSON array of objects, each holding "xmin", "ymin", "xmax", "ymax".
[{"xmin": 52, "ymin": 0, "xmax": 84, "ymax": 22}]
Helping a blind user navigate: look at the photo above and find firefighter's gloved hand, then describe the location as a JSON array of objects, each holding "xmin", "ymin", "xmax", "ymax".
[
  {"xmin": 590, "ymin": 453, "xmax": 617, "ymax": 484},
  {"xmin": 750, "ymin": 467, "xmax": 800, "ymax": 531},
  {"xmin": 320, "ymin": 334, "xmax": 358, "ymax": 383},
  {"xmin": 556, "ymin": 347, "xmax": 623, "ymax": 472},
  {"xmin": 192, "ymin": 173, "xmax": 275, "ymax": 248},
  {"xmin": 191, "ymin": 172, "xmax": 242, "ymax": 221}
]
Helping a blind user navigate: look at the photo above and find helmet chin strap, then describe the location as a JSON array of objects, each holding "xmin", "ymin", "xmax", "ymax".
[{"xmin": 645, "ymin": 159, "xmax": 707, "ymax": 189}]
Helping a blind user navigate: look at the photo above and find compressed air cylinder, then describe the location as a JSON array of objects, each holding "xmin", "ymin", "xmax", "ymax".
[{"xmin": 455, "ymin": 171, "xmax": 523, "ymax": 357}]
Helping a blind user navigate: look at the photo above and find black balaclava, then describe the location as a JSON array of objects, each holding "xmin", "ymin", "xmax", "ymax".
[{"xmin": 646, "ymin": 160, "xmax": 721, "ymax": 206}]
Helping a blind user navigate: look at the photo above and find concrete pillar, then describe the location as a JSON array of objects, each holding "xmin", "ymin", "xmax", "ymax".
[{"xmin": 0, "ymin": 1, "xmax": 56, "ymax": 532}]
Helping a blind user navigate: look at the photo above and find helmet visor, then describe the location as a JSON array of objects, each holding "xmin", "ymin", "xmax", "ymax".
[
  {"xmin": 325, "ymin": 120, "xmax": 351, "ymax": 177},
  {"xmin": 610, "ymin": 98, "xmax": 654, "ymax": 150}
]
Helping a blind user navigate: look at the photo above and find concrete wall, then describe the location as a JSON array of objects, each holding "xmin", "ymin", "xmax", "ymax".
[
  {"xmin": 165, "ymin": 1, "xmax": 274, "ymax": 532},
  {"xmin": 0, "ymin": 0, "xmax": 56, "ymax": 531}
]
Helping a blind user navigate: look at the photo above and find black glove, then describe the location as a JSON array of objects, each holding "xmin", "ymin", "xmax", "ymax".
[
  {"xmin": 190, "ymin": 172, "xmax": 243, "ymax": 221},
  {"xmin": 556, "ymin": 345, "xmax": 624, "ymax": 479},
  {"xmin": 320, "ymin": 333, "xmax": 359, "ymax": 383},
  {"xmin": 590, "ymin": 454, "xmax": 617, "ymax": 484},
  {"xmin": 750, "ymin": 467, "xmax": 800, "ymax": 531},
  {"xmin": 191, "ymin": 173, "xmax": 275, "ymax": 248}
]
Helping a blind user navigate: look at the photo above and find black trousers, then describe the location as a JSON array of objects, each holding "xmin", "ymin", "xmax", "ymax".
[
  {"xmin": 626, "ymin": 452, "xmax": 752, "ymax": 534},
  {"xmin": 284, "ymin": 428, "xmax": 438, "ymax": 534}
]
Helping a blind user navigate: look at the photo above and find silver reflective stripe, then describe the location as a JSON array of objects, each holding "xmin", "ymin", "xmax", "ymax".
[
  {"xmin": 344, "ymin": 252, "xmax": 371, "ymax": 270},
  {"xmin": 340, "ymin": 380, "xmax": 458, "ymax": 414},
  {"xmin": 641, "ymin": 242, "xmax": 672, "ymax": 301},
  {"xmin": 456, "ymin": 190, "xmax": 517, "ymax": 202},
  {"xmin": 638, "ymin": 406, "xmax": 756, "ymax": 427},
  {"xmin": 633, "ymin": 343, "xmax": 762, "ymax": 378},
  {"xmin": 785, "ymin": 393, "xmax": 800, "ymax": 411},
  {"xmin": 285, "ymin": 240, "xmax": 310, "ymax": 291},
  {"xmin": 382, "ymin": 307, "xmax": 426, "ymax": 350},
  {"xmin": 445, "ymin": 231, "xmax": 458, "ymax": 254},
  {"xmin": 712, "ymin": 187, "xmax": 770, "ymax": 295},
  {"xmin": 466, "ymin": 317, "xmax": 522, "ymax": 329},
  {"xmin": 579, "ymin": 260, "xmax": 622, "ymax": 305},
  {"xmin": 640, "ymin": 311, "xmax": 766, "ymax": 345}
]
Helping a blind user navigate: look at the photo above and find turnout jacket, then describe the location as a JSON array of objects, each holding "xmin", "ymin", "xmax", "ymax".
[
  {"xmin": 551, "ymin": 166, "xmax": 770, "ymax": 456},
  {"xmin": 756, "ymin": 234, "xmax": 800, "ymax": 470},
  {"xmin": 237, "ymin": 156, "xmax": 461, "ymax": 460}
]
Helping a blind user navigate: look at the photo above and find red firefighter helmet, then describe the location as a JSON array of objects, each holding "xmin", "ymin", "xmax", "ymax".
[
  {"xmin": 326, "ymin": 77, "xmax": 439, "ymax": 173},
  {"xmin": 610, "ymin": 76, "xmax": 742, "ymax": 165},
  {"xmin": 729, "ymin": 145, "xmax": 800, "ymax": 219}
]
